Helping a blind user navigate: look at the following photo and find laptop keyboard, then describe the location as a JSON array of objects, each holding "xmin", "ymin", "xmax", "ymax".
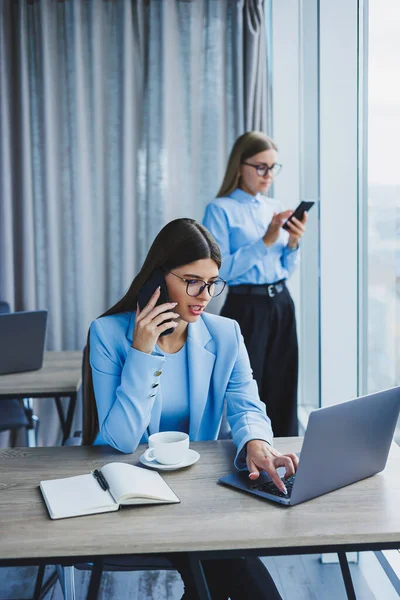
[{"xmin": 250, "ymin": 475, "xmax": 296, "ymax": 498}]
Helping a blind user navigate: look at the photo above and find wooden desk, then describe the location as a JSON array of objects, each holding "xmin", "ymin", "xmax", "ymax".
[
  {"xmin": 0, "ymin": 439, "xmax": 399, "ymax": 600},
  {"xmin": 0, "ymin": 351, "xmax": 82, "ymax": 444}
]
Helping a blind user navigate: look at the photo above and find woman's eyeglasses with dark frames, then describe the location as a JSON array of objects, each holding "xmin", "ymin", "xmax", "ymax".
[
  {"xmin": 169, "ymin": 272, "xmax": 226, "ymax": 298},
  {"xmin": 242, "ymin": 162, "xmax": 282, "ymax": 177}
]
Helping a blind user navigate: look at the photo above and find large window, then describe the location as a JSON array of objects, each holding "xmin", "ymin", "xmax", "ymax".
[
  {"xmin": 272, "ymin": 0, "xmax": 321, "ymax": 423},
  {"xmin": 367, "ymin": 0, "xmax": 400, "ymax": 395},
  {"xmin": 272, "ymin": 0, "xmax": 400, "ymax": 431}
]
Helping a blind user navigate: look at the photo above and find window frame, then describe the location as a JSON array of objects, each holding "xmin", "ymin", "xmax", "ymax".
[{"xmin": 271, "ymin": 0, "xmax": 362, "ymax": 423}]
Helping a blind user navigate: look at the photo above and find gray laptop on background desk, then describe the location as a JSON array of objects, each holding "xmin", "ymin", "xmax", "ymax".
[
  {"xmin": 0, "ymin": 310, "xmax": 48, "ymax": 375},
  {"xmin": 219, "ymin": 387, "xmax": 400, "ymax": 506}
]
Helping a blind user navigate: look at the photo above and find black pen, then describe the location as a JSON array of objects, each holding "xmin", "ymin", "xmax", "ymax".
[
  {"xmin": 92, "ymin": 469, "xmax": 109, "ymax": 491},
  {"xmin": 97, "ymin": 469, "xmax": 110, "ymax": 491}
]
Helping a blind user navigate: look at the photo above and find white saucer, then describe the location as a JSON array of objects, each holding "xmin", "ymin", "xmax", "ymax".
[{"xmin": 139, "ymin": 448, "xmax": 200, "ymax": 471}]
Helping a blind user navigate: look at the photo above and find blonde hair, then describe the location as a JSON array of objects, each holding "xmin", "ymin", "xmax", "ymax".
[{"xmin": 217, "ymin": 131, "xmax": 278, "ymax": 197}]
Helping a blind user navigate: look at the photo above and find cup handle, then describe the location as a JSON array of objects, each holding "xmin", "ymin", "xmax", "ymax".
[{"xmin": 143, "ymin": 447, "xmax": 157, "ymax": 462}]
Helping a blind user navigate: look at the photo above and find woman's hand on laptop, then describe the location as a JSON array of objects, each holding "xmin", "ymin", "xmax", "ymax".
[{"xmin": 246, "ymin": 440, "xmax": 299, "ymax": 495}]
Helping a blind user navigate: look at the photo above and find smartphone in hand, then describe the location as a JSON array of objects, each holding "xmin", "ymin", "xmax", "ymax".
[
  {"xmin": 137, "ymin": 269, "xmax": 175, "ymax": 337},
  {"xmin": 282, "ymin": 201, "xmax": 315, "ymax": 231}
]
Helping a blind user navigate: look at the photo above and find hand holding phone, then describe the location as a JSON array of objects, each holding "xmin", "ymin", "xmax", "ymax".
[
  {"xmin": 263, "ymin": 210, "xmax": 294, "ymax": 247},
  {"xmin": 133, "ymin": 270, "xmax": 179, "ymax": 353},
  {"xmin": 137, "ymin": 270, "xmax": 171, "ymax": 315},
  {"xmin": 282, "ymin": 201, "xmax": 315, "ymax": 231}
]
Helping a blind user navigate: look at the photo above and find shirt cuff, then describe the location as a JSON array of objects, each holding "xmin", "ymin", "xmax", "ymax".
[
  {"xmin": 125, "ymin": 346, "xmax": 166, "ymax": 369},
  {"xmin": 234, "ymin": 428, "xmax": 273, "ymax": 471},
  {"xmin": 285, "ymin": 241, "xmax": 300, "ymax": 253}
]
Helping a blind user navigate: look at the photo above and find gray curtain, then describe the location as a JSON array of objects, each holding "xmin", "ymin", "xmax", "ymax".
[
  {"xmin": 0, "ymin": 0, "xmax": 271, "ymax": 445},
  {"xmin": 0, "ymin": 0, "xmax": 146, "ymax": 350}
]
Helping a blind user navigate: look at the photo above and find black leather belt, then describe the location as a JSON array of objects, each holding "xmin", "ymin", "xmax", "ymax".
[{"xmin": 229, "ymin": 281, "xmax": 285, "ymax": 298}]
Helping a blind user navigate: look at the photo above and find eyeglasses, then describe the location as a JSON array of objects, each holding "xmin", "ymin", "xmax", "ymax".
[
  {"xmin": 169, "ymin": 272, "xmax": 227, "ymax": 298},
  {"xmin": 242, "ymin": 162, "xmax": 282, "ymax": 177}
]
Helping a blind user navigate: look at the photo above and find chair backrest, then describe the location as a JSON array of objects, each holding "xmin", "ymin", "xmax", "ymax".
[
  {"xmin": 0, "ymin": 301, "xmax": 10, "ymax": 315},
  {"xmin": 0, "ymin": 399, "xmax": 29, "ymax": 432},
  {"xmin": 64, "ymin": 346, "xmax": 87, "ymax": 446}
]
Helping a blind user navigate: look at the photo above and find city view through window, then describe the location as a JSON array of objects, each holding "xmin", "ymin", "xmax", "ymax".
[{"xmin": 367, "ymin": 0, "xmax": 400, "ymax": 394}]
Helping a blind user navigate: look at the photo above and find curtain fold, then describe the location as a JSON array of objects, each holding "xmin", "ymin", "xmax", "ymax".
[
  {"xmin": 243, "ymin": 0, "xmax": 268, "ymax": 130},
  {"xmin": 0, "ymin": 0, "xmax": 271, "ymax": 446}
]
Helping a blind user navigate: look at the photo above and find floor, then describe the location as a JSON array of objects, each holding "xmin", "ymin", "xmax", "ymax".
[{"xmin": 0, "ymin": 552, "xmax": 398, "ymax": 599}]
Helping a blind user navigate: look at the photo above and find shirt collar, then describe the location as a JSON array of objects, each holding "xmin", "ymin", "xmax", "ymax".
[{"xmin": 229, "ymin": 187, "xmax": 262, "ymax": 205}]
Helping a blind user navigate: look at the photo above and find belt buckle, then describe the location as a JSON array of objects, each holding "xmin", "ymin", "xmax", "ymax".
[{"xmin": 267, "ymin": 284, "xmax": 275, "ymax": 298}]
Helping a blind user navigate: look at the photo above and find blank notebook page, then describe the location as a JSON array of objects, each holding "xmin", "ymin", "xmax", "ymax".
[
  {"xmin": 101, "ymin": 462, "xmax": 178, "ymax": 503},
  {"xmin": 40, "ymin": 473, "xmax": 115, "ymax": 518}
]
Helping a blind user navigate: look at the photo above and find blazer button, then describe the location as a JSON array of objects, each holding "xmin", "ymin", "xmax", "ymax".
[
  {"xmin": 149, "ymin": 392, "xmax": 157, "ymax": 398},
  {"xmin": 152, "ymin": 383, "xmax": 159, "ymax": 388},
  {"xmin": 154, "ymin": 370, "xmax": 162, "ymax": 376}
]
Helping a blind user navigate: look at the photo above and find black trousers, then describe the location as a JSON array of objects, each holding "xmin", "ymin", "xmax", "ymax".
[
  {"xmin": 221, "ymin": 285, "xmax": 298, "ymax": 437},
  {"xmin": 171, "ymin": 554, "xmax": 282, "ymax": 599}
]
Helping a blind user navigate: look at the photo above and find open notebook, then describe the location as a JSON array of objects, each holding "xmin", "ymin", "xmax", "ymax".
[{"xmin": 40, "ymin": 462, "xmax": 180, "ymax": 519}]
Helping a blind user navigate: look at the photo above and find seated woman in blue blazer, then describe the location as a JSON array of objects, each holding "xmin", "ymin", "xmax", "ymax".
[{"xmin": 84, "ymin": 218, "xmax": 298, "ymax": 600}]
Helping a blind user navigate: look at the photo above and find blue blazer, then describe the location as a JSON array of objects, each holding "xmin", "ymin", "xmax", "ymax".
[{"xmin": 90, "ymin": 311, "xmax": 273, "ymax": 469}]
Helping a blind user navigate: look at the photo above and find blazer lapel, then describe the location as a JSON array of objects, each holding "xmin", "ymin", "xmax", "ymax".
[{"xmin": 187, "ymin": 317, "xmax": 216, "ymax": 439}]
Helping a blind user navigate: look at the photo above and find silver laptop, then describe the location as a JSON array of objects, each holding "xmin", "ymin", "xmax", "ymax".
[
  {"xmin": 0, "ymin": 310, "xmax": 48, "ymax": 375},
  {"xmin": 219, "ymin": 387, "xmax": 400, "ymax": 506}
]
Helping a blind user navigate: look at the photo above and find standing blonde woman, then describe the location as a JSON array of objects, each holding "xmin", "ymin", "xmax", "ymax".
[{"xmin": 203, "ymin": 132, "xmax": 307, "ymax": 437}]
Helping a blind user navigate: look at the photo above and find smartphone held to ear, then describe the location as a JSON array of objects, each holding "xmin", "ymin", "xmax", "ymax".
[
  {"xmin": 282, "ymin": 201, "xmax": 315, "ymax": 231},
  {"xmin": 137, "ymin": 270, "xmax": 175, "ymax": 337}
]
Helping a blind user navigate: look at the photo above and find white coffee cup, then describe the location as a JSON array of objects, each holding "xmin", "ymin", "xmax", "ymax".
[{"xmin": 143, "ymin": 431, "xmax": 190, "ymax": 465}]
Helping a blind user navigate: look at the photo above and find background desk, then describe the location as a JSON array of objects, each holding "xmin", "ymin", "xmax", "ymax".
[
  {"xmin": 0, "ymin": 351, "xmax": 82, "ymax": 444},
  {"xmin": 0, "ymin": 439, "xmax": 399, "ymax": 600}
]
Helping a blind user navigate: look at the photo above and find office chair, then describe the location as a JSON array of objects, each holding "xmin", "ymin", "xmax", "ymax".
[
  {"xmin": 0, "ymin": 398, "xmax": 32, "ymax": 447},
  {"xmin": 0, "ymin": 301, "xmax": 39, "ymax": 447}
]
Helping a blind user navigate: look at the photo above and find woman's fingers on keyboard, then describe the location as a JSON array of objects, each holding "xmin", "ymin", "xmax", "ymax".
[
  {"xmin": 273, "ymin": 455, "xmax": 296, "ymax": 479},
  {"xmin": 265, "ymin": 463, "xmax": 287, "ymax": 494},
  {"xmin": 286, "ymin": 452, "xmax": 300, "ymax": 469},
  {"xmin": 247, "ymin": 457, "xmax": 260, "ymax": 480}
]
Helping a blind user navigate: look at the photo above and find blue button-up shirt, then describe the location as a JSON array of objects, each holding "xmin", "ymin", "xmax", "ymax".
[{"xmin": 203, "ymin": 188, "xmax": 300, "ymax": 286}]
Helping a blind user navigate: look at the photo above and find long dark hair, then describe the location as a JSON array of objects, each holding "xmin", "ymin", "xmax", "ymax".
[{"xmin": 83, "ymin": 218, "xmax": 221, "ymax": 445}]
